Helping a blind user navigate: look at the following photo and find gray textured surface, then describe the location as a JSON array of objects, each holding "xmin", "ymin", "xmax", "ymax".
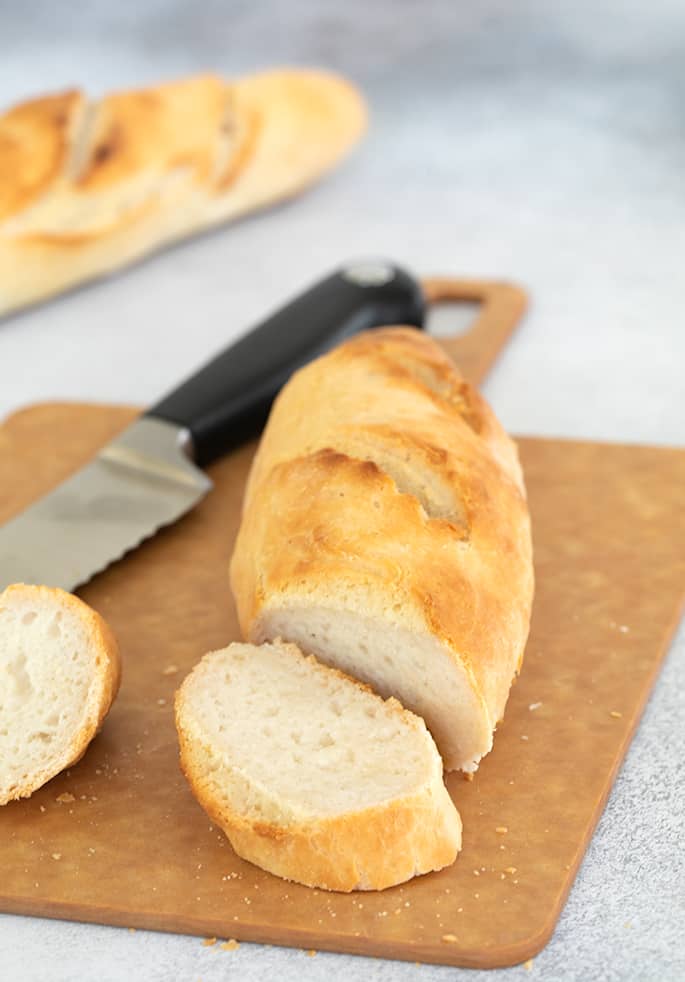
[{"xmin": 0, "ymin": 1, "xmax": 683, "ymax": 979}]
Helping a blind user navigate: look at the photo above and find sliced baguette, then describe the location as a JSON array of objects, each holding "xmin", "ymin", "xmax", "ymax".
[
  {"xmin": 230, "ymin": 327, "xmax": 534, "ymax": 773},
  {"xmin": 175, "ymin": 640, "xmax": 461, "ymax": 891},
  {"xmin": 0, "ymin": 68, "xmax": 366, "ymax": 316},
  {"xmin": 0, "ymin": 583, "xmax": 120, "ymax": 804}
]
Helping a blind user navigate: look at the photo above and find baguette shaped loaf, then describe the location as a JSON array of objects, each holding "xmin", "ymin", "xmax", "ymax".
[
  {"xmin": 0, "ymin": 69, "xmax": 366, "ymax": 315},
  {"xmin": 230, "ymin": 328, "xmax": 534, "ymax": 772},
  {"xmin": 0, "ymin": 583, "xmax": 120, "ymax": 804},
  {"xmin": 175, "ymin": 640, "xmax": 461, "ymax": 891}
]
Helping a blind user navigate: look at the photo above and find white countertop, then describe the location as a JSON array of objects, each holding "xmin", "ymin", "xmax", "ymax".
[{"xmin": 1, "ymin": 2, "xmax": 683, "ymax": 979}]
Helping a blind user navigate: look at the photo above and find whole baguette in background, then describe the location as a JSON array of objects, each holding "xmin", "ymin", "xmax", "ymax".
[
  {"xmin": 0, "ymin": 69, "xmax": 366, "ymax": 316},
  {"xmin": 0, "ymin": 584, "xmax": 120, "ymax": 804},
  {"xmin": 230, "ymin": 327, "xmax": 534, "ymax": 773},
  {"xmin": 175, "ymin": 640, "xmax": 461, "ymax": 891}
]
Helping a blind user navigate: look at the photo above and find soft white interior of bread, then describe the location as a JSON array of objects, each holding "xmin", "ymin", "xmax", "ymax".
[
  {"xmin": 178, "ymin": 641, "xmax": 442, "ymax": 821},
  {"xmin": 0, "ymin": 591, "xmax": 101, "ymax": 801},
  {"xmin": 255, "ymin": 607, "xmax": 493, "ymax": 772}
]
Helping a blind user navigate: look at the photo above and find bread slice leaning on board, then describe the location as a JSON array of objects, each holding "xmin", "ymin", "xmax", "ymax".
[
  {"xmin": 230, "ymin": 327, "xmax": 534, "ymax": 773},
  {"xmin": 0, "ymin": 584, "xmax": 120, "ymax": 805},
  {"xmin": 0, "ymin": 69, "xmax": 366, "ymax": 316},
  {"xmin": 175, "ymin": 640, "xmax": 461, "ymax": 891}
]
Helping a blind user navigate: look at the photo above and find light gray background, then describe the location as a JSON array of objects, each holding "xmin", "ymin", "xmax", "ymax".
[{"xmin": 0, "ymin": 1, "xmax": 683, "ymax": 979}]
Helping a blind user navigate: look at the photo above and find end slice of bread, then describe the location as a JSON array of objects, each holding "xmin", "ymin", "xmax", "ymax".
[
  {"xmin": 175, "ymin": 640, "xmax": 461, "ymax": 891},
  {"xmin": 0, "ymin": 583, "xmax": 120, "ymax": 805}
]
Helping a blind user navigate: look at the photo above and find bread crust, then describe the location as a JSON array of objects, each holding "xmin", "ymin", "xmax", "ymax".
[
  {"xmin": 0, "ymin": 69, "xmax": 366, "ymax": 315},
  {"xmin": 230, "ymin": 328, "xmax": 534, "ymax": 771},
  {"xmin": 0, "ymin": 583, "xmax": 121, "ymax": 804}
]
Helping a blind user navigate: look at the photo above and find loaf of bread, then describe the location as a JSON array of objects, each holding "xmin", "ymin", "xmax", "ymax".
[
  {"xmin": 175, "ymin": 640, "xmax": 461, "ymax": 891},
  {"xmin": 0, "ymin": 583, "xmax": 120, "ymax": 804},
  {"xmin": 0, "ymin": 69, "xmax": 366, "ymax": 316},
  {"xmin": 230, "ymin": 327, "xmax": 534, "ymax": 773}
]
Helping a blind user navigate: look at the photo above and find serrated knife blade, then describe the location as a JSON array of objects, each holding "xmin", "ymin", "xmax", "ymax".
[{"xmin": 0, "ymin": 417, "xmax": 211, "ymax": 593}]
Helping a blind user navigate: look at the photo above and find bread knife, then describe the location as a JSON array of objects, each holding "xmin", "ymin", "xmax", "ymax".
[{"xmin": 0, "ymin": 262, "xmax": 425, "ymax": 593}]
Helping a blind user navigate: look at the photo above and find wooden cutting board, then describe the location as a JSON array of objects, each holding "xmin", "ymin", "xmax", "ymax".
[{"xmin": 1, "ymin": 280, "xmax": 683, "ymax": 968}]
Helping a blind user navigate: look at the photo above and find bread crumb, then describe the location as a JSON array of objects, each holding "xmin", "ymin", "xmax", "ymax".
[
  {"xmin": 39, "ymin": 805, "xmax": 46, "ymax": 812},
  {"xmin": 496, "ymin": 826, "xmax": 508, "ymax": 834},
  {"xmin": 619, "ymin": 625, "xmax": 629, "ymax": 633},
  {"xmin": 51, "ymin": 853, "xmax": 61, "ymax": 860},
  {"xmin": 305, "ymin": 949, "xmax": 317, "ymax": 957},
  {"xmin": 524, "ymin": 958, "xmax": 534, "ymax": 970},
  {"xmin": 474, "ymin": 893, "xmax": 479, "ymax": 899},
  {"xmin": 441, "ymin": 934, "xmax": 458, "ymax": 943},
  {"xmin": 202, "ymin": 937, "xmax": 217, "ymax": 947},
  {"xmin": 162, "ymin": 665, "xmax": 179, "ymax": 675},
  {"xmin": 457, "ymin": 907, "xmax": 463, "ymax": 913},
  {"xmin": 463, "ymin": 772, "xmax": 474, "ymax": 782},
  {"xmin": 610, "ymin": 711, "xmax": 623, "ymax": 718},
  {"xmin": 56, "ymin": 792, "xmax": 75, "ymax": 804},
  {"xmin": 528, "ymin": 702, "xmax": 542, "ymax": 711},
  {"xmin": 473, "ymin": 869, "xmax": 480, "ymax": 876},
  {"xmin": 505, "ymin": 866, "xmax": 517, "ymax": 874},
  {"xmin": 520, "ymin": 734, "xmax": 529, "ymax": 741},
  {"xmin": 157, "ymin": 698, "xmax": 167, "ymax": 706},
  {"xmin": 220, "ymin": 939, "xmax": 240, "ymax": 951}
]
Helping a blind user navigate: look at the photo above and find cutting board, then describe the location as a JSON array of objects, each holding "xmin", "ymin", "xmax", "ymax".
[{"xmin": 1, "ymin": 280, "xmax": 683, "ymax": 969}]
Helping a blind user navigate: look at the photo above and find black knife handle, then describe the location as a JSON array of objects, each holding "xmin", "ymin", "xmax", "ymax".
[{"xmin": 147, "ymin": 262, "xmax": 425, "ymax": 466}]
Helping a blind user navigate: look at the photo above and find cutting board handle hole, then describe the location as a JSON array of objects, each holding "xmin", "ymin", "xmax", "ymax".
[{"xmin": 426, "ymin": 300, "xmax": 482, "ymax": 340}]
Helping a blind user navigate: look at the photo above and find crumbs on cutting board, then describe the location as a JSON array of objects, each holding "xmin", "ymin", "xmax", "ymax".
[
  {"xmin": 55, "ymin": 792, "xmax": 75, "ymax": 804},
  {"xmin": 162, "ymin": 664, "xmax": 179, "ymax": 675},
  {"xmin": 200, "ymin": 938, "xmax": 240, "ymax": 952},
  {"xmin": 610, "ymin": 711, "xmax": 623, "ymax": 718}
]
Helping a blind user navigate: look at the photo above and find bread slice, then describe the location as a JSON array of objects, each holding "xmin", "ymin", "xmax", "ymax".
[
  {"xmin": 0, "ymin": 584, "xmax": 120, "ymax": 805},
  {"xmin": 175, "ymin": 641, "xmax": 461, "ymax": 891},
  {"xmin": 0, "ymin": 69, "xmax": 366, "ymax": 316}
]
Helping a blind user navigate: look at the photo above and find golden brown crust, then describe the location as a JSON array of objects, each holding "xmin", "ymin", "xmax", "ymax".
[
  {"xmin": 0, "ymin": 69, "xmax": 366, "ymax": 315},
  {"xmin": 230, "ymin": 329, "xmax": 534, "ymax": 770},
  {"xmin": 0, "ymin": 583, "xmax": 121, "ymax": 804},
  {"xmin": 0, "ymin": 90, "xmax": 84, "ymax": 222},
  {"xmin": 76, "ymin": 75, "xmax": 227, "ymax": 190}
]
